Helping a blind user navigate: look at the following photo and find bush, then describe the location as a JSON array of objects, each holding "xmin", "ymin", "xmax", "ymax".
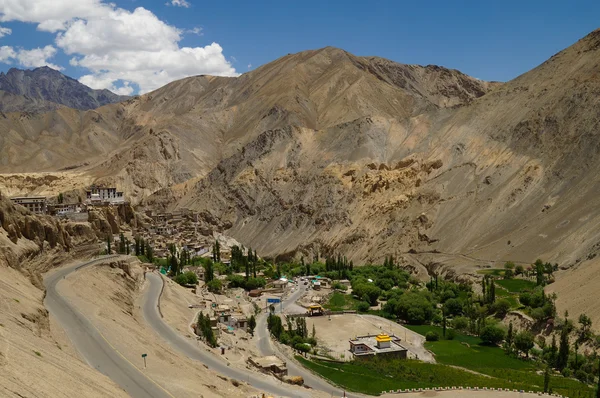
[
  {"xmin": 295, "ymin": 343, "xmax": 310, "ymax": 353},
  {"xmin": 206, "ymin": 279, "xmax": 222, "ymax": 293},
  {"xmin": 444, "ymin": 298, "xmax": 463, "ymax": 316},
  {"xmin": 446, "ymin": 329, "xmax": 456, "ymax": 340},
  {"xmin": 357, "ymin": 301, "xmax": 370, "ymax": 313},
  {"xmin": 574, "ymin": 369, "xmax": 587, "ymax": 383},
  {"xmin": 394, "ymin": 291, "xmax": 435, "ymax": 325},
  {"xmin": 425, "ymin": 331, "xmax": 440, "ymax": 342},
  {"xmin": 174, "ymin": 271, "xmax": 198, "ymax": 286},
  {"xmin": 480, "ymin": 325, "xmax": 506, "ymax": 346},
  {"xmin": 491, "ymin": 299, "xmax": 511, "ymax": 317},
  {"xmin": 332, "ymin": 282, "xmax": 348, "ymax": 291},
  {"xmin": 451, "ymin": 316, "xmax": 469, "ymax": 331}
]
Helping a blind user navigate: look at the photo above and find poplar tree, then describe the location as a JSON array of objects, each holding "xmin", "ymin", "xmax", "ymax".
[{"xmin": 556, "ymin": 327, "xmax": 570, "ymax": 370}]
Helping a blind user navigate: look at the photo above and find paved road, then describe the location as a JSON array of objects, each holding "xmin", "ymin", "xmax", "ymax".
[
  {"xmin": 143, "ymin": 272, "xmax": 309, "ymax": 398},
  {"xmin": 44, "ymin": 256, "xmax": 173, "ymax": 398},
  {"xmin": 257, "ymin": 285, "xmax": 360, "ymax": 398}
]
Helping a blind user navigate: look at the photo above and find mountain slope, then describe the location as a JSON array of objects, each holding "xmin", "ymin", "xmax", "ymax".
[
  {"xmin": 1, "ymin": 31, "xmax": 600, "ymax": 278},
  {"xmin": 0, "ymin": 66, "xmax": 128, "ymax": 112},
  {"xmin": 174, "ymin": 31, "xmax": 600, "ymax": 273}
]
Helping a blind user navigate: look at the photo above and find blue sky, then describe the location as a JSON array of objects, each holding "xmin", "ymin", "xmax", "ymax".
[{"xmin": 0, "ymin": 0, "xmax": 598, "ymax": 94}]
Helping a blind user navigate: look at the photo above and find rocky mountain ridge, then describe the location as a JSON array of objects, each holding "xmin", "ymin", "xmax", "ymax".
[
  {"xmin": 0, "ymin": 66, "xmax": 129, "ymax": 113},
  {"xmin": 0, "ymin": 31, "xmax": 600, "ymax": 276}
]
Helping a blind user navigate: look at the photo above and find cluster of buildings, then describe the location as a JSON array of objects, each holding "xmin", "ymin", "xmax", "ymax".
[
  {"xmin": 135, "ymin": 209, "xmax": 227, "ymax": 261},
  {"xmin": 9, "ymin": 186, "xmax": 126, "ymax": 219}
]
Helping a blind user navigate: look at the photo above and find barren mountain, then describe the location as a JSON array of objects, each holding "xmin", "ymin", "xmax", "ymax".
[
  {"xmin": 0, "ymin": 66, "xmax": 128, "ymax": 112},
  {"xmin": 1, "ymin": 31, "xmax": 600, "ymax": 282}
]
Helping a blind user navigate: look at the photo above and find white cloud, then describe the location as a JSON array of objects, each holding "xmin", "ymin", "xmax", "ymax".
[
  {"xmin": 186, "ymin": 26, "xmax": 203, "ymax": 36},
  {"xmin": 166, "ymin": 0, "xmax": 191, "ymax": 8},
  {"xmin": 0, "ymin": 0, "xmax": 110, "ymax": 32},
  {"xmin": 15, "ymin": 45, "xmax": 62, "ymax": 70},
  {"xmin": 0, "ymin": 44, "xmax": 62, "ymax": 70},
  {"xmin": 0, "ymin": 25, "xmax": 11, "ymax": 37},
  {"xmin": 0, "ymin": 1, "xmax": 237, "ymax": 94},
  {"xmin": 0, "ymin": 45, "xmax": 16, "ymax": 62},
  {"xmin": 247, "ymin": 63, "xmax": 252, "ymax": 69}
]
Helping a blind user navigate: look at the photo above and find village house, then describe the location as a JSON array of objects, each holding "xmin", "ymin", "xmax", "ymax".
[
  {"xmin": 349, "ymin": 334, "xmax": 408, "ymax": 359},
  {"xmin": 10, "ymin": 196, "xmax": 47, "ymax": 214},
  {"xmin": 86, "ymin": 186, "xmax": 125, "ymax": 204}
]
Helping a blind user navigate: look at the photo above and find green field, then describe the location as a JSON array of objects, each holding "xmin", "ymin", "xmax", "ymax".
[
  {"xmin": 494, "ymin": 288, "xmax": 521, "ymax": 308},
  {"xmin": 476, "ymin": 268, "xmax": 506, "ymax": 277},
  {"xmin": 298, "ymin": 323, "xmax": 594, "ymax": 396},
  {"xmin": 296, "ymin": 356, "xmax": 536, "ymax": 395},
  {"xmin": 403, "ymin": 325, "xmax": 592, "ymax": 397},
  {"xmin": 324, "ymin": 292, "xmax": 360, "ymax": 311},
  {"xmin": 405, "ymin": 325, "xmax": 533, "ymax": 371},
  {"xmin": 495, "ymin": 278, "xmax": 537, "ymax": 293}
]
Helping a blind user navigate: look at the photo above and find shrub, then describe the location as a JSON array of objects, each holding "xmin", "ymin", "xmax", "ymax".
[
  {"xmin": 295, "ymin": 343, "xmax": 310, "ymax": 353},
  {"xmin": 332, "ymin": 282, "xmax": 348, "ymax": 291},
  {"xmin": 174, "ymin": 271, "xmax": 198, "ymax": 286},
  {"xmin": 452, "ymin": 316, "xmax": 469, "ymax": 331},
  {"xmin": 491, "ymin": 299, "xmax": 511, "ymax": 317},
  {"xmin": 394, "ymin": 291, "xmax": 434, "ymax": 325},
  {"xmin": 206, "ymin": 279, "xmax": 222, "ymax": 293},
  {"xmin": 357, "ymin": 301, "xmax": 370, "ymax": 313},
  {"xmin": 425, "ymin": 331, "xmax": 440, "ymax": 342},
  {"xmin": 480, "ymin": 325, "xmax": 506, "ymax": 346},
  {"xmin": 446, "ymin": 329, "xmax": 456, "ymax": 340},
  {"xmin": 444, "ymin": 298, "xmax": 463, "ymax": 316}
]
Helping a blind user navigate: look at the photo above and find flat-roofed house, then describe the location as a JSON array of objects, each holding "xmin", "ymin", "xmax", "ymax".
[{"xmin": 11, "ymin": 196, "xmax": 47, "ymax": 214}]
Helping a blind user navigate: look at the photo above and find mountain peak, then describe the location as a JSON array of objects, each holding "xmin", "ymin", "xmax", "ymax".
[{"xmin": 0, "ymin": 67, "xmax": 129, "ymax": 112}]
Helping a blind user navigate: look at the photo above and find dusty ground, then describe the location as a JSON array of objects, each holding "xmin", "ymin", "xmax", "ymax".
[
  {"xmin": 159, "ymin": 275, "xmax": 262, "ymax": 369},
  {"xmin": 546, "ymin": 256, "xmax": 600, "ymax": 333},
  {"xmin": 305, "ymin": 313, "xmax": 433, "ymax": 362},
  {"xmin": 57, "ymin": 260, "xmax": 259, "ymax": 398},
  {"xmin": 0, "ymin": 260, "xmax": 129, "ymax": 398}
]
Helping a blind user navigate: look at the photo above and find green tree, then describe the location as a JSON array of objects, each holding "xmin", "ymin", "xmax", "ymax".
[
  {"xmin": 557, "ymin": 327, "xmax": 570, "ymax": 370},
  {"xmin": 506, "ymin": 321, "xmax": 514, "ymax": 353},
  {"xmin": 125, "ymin": 238, "xmax": 130, "ymax": 255},
  {"xmin": 549, "ymin": 334, "xmax": 558, "ymax": 367},
  {"xmin": 106, "ymin": 235, "xmax": 111, "ymax": 254},
  {"xmin": 174, "ymin": 271, "xmax": 198, "ymax": 286},
  {"xmin": 247, "ymin": 315, "xmax": 256, "ymax": 337},
  {"xmin": 480, "ymin": 324, "xmax": 506, "ymax": 346},
  {"xmin": 514, "ymin": 330, "xmax": 534, "ymax": 358},
  {"xmin": 134, "ymin": 237, "xmax": 140, "ymax": 256},
  {"xmin": 146, "ymin": 243, "xmax": 154, "ymax": 263},
  {"xmin": 212, "ymin": 240, "xmax": 221, "ymax": 263},
  {"xmin": 491, "ymin": 299, "xmax": 511, "ymax": 317},
  {"xmin": 515, "ymin": 264, "xmax": 524, "ymax": 275},
  {"xmin": 206, "ymin": 279, "xmax": 222, "ymax": 293},
  {"xmin": 544, "ymin": 366, "xmax": 550, "ymax": 393},
  {"xmin": 58, "ymin": 192, "xmax": 64, "ymax": 204},
  {"xmin": 578, "ymin": 313, "xmax": 592, "ymax": 342},
  {"xmin": 387, "ymin": 291, "xmax": 434, "ymax": 325},
  {"xmin": 204, "ymin": 258, "xmax": 214, "ymax": 282},
  {"xmin": 119, "ymin": 233, "xmax": 126, "ymax": 254},
  {"xmin": 596, "ymin": 358, "xmax": 600, "ymax": 398},
  {"xmin": 535, "ymin": 259, "xmax": 545, "ymax": 286}
]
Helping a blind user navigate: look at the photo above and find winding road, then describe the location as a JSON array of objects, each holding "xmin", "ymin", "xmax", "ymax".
[
  {"xmin": 256, "ymin": 285, "xmax": 360, "ymax": 398},
  {"xmin": 44, "ymin": 256, "xmax": 173, "ymax": 398},
  {"xmin": 142, "ymin": 273, "xmax": 309, "ymax": 397},
  {"xmin": 46, "ymin": 257, "xmax": 350, "ymax": 397}
]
